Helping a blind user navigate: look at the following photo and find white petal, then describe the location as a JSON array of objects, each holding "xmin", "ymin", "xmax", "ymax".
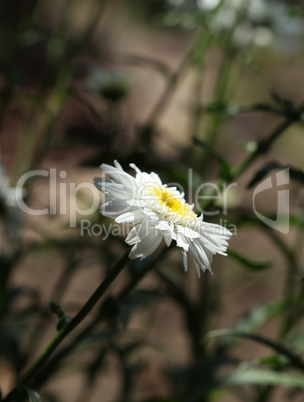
[
  {"xmin": 129, "ymin": 228, "xmax": 163, "ymax": 259},
  {"xmin": 101, "ymin": 163, "xmax": 137, "ymax": 194},
  {"xmin": 100, "ymin": 200, "xmax": 134, "ymax": 217},
  {"xmin": 149, "ymin": 172, "xmax": 163, "ymax": 186},
  {"xmin": 115, "ymin": 210, "xmax": 144, "ymax": 225},
  {"xmin": 196, "ymin": 232, "xmax": 220, "ymax": 254},
  {"xmin": 201, "ymin": 222, "xmax": 232, "ymax": 239},
  {"xmin": 175, "ymin": 233, "xmax": 189, "ymax": 251},
  {"xmin": 129, "ymin": 163, "xmax": 141, "ymax": 174},
  {"xmin": 163, "ymin": 231, "xmax": 172, "ymax": 247},
  {"xmin": 142, "ymin": 208, "xmax": 159, "ymax": 221},
  {"xmin": 114, "ymin": 160, "xmax": 123, "ymax": 170},
  {"xmin": 192, "ymin": 239, "xmax": 213, "ymax": 273},
  {"xmin": 125, "ymin": 227, "xmax": 140, "ymax": 244},
  {"xmin": 188, "ymin": 241, "xmax": 204, "ymax": 268},
  {"xmin": 128, "ymin": 199, "xmax": 144, "ymax": 207},
  {"xmin": 199, "ymin": 241, "xmax": 214, "ymax": 266},
  {"xmin": 182, "ymin": 250, "xmax": 188, "ymax": 272},
  {"xmin": 188, "ymin": 240, "xmax": 211, "ymax": 276},
  {"xmin": 194, "ymin": 261, "xmax": 201, "ymax": 278},
  {"xmin": 155, "ymin": 221, "xmax": 173, "ymax": 247},
  {"xmin": 198, "ymin": 223, "xmax": 231, "ymax": 253},
  {"xmin": 130, "ymin": 164, "xmax": 163, "ymax": 187},
  {"xmin": 99, "ymin": 181, "xmax": 133, "ymax": 200},
  {"xmin": 125, "ymin": 219, "xmax": 151, "ymax": 245},
  {"xmin": 176, "ymin": 225, "xmax": 200, "ymax": 239}
]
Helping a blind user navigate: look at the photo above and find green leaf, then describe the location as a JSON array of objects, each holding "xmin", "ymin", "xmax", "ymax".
[
  {"xmin": 49, "ymin": 301, "xmax": 64, "ymax": 318},
  {"xmin": 204, "ymin": 299, "xmax": 290, "ymax": 350},
  {"xmin": 205, "ymin": 329, "xmax": 304, "ymax": 371},
  {"xmin": 259, "ymin": 354, "xmax": 288, "ymax": 370},
  {"xmin": 229, "ymin": 249, "xmax": 271, "ymax": 270},
  {"xmin": 286, "ymin": 327, "xmax": 304, "ymax": 355},
  {"xmin": 217, "ymin": 367, "xmax": 304, "ymax": 390},
  {"xmin": 235, "ymin": 300, "xmax": 285, "ymax": 332},
  {"xmin": 234, "ymin": 297, "xmax": 304, "ymax": 337},
  {"xmin": 288, "ymin": 8, "xmax": 304, "ymax": 17},
  {"xmin": 49, "ymin": 301, "xmax": 72, "ymax": 331}
]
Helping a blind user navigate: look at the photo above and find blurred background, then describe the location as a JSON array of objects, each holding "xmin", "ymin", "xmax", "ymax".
[{"xmin": 1, "ymin": 0, "xmax": 304, "ymax": 401}]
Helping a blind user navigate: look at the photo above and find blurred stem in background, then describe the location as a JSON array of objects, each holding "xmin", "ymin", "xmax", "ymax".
[
  {"xmin": 199, "ymin": 0, "xmax": 248, "ymax": 173},
  {"xmin": 109, "ymin": 101, "xmax": 120, "ymax": 151},
  {"xmin": 24, "ymin": 247, "xmax": 81, "ymax": 363},
  {"xmin": 187, "ymin": 31, "xmax": 212, "ymax": 162},
  {"xmin": 257, "ymin": 223, "xmax": 299, "ymax": 339},
  {"xmin": 3, "ymin": 247, "xmax": 131, "ymax": 402},
  {"xmin": 192, "ymin": 5, "xmax": 246, "ymax": 371},
  {"xmin": 20, "ymin": 245, "xmax": 171, "ymax": 392},
  {"xmin": 40, "ymin": 0, "xmax": 109, "ymax": 153},
  {"xmin": 10, "ymin": 0, "xmax": 110, "ymax": 183},
  {"xmin": 139, "ymin": 27, "xmax": 203, "ymax": 148}
]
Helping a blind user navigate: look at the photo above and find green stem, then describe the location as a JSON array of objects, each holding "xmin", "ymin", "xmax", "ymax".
[
  {"xmin": 11, "ymin": 112, "xmax": 38, "ymax": 186},
  {"xmin": 26, "ymin": 245, "xmax": 171, "ymax": 391},
  {"xmin": 186, "ymin": 32, "xmax": 213, "ymax": 165},
  {"xmin": 255, "ymin": 220, "xmax": 298, "ymax": 339},
  {"xmin": 205, "ymin": 55, "xmax": 232, "ymax": 147},
  {"xmin": 232, "ymin": 102, "xmax": 304, "ymax": 179},
  {"xmin": 197, "ymin": 0, "xmax": 247, "ymax": 175},
  {"xmin": 4, "ymin": 249, "xmax": 130, "ymax": 401},
  {"xmin": 144, "ymin": 28, "xmax": 202, "ymax": 128},
  {"xmin": 198, "ymin": 273, "xmax": 210, "ymax": 357},
  {"xmin": 70, "ymin": 0, "xmax": 109, "ymax": 59}
]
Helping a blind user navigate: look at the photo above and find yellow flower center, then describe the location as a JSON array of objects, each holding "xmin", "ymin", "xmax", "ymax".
[{"xmin": 149, "ymin": 186, "xmax": 196, "ymax": 219}]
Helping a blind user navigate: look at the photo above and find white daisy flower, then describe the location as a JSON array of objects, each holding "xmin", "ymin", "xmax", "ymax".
[{"xmin": 94, "ymin": 161, "xmax": 232, "ymax": 277}]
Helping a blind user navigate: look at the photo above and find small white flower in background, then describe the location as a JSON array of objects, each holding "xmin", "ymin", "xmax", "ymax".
[
  {"xmin": 194, "ymin": 0, "xmax": 304, "ymax": 54},
  {"xmin": 0, "ymin": 162, "xmax": 24, "ymax": 238},
  {"xmin": 196, "ymin": 0, "xmax": 220, "ymax": 12},
  {"xmin": 94, "ymin": 161, "xmax": 232, "ymax": 277}
]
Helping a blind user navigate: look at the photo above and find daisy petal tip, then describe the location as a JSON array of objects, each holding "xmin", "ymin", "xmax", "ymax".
[
  {"xmin": 207, "ymin": 266, "xmax": 213, "ymax": 275},
  {"xmin": 114, "ymin": 160, "xmax": 123, "ymax": 170}
]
